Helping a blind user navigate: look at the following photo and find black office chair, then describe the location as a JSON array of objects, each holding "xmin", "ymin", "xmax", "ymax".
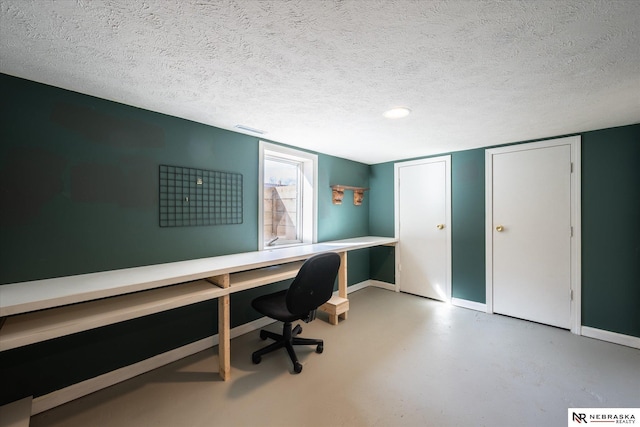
[{"xmin": 251, "ymin": 252, "xmax": 341, "ymax": 373}]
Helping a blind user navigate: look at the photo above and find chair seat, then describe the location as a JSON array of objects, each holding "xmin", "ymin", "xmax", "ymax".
[{"xmin": 251, "ymin": 290, "xmax": 303, "ymax": 323}]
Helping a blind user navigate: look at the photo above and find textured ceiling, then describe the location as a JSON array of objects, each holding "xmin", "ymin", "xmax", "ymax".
[{"xmin": 1, "ymin": 0, "xmax": 639, "ymax": 164}]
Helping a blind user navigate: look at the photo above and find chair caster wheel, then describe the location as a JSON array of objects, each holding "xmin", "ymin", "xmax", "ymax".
[
  {"xmin": 252, "ymin": 354, "xmax": 261, "ymax": 364},
  {"xmin": 259, "ymin": 330, "xmax": 268, "ymax": 340},
  {"xmin": 316, "ymin": 344, "xmax": 323, "ymax": 354},
  {"xmin": 293, "ymin": 362, "xmax": 303, "ymax": 373}
]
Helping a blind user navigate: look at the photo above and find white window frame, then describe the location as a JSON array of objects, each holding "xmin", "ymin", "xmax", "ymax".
[{"xmin": 258, "ymin": 141, "xmax": 317, "ymax": 250}]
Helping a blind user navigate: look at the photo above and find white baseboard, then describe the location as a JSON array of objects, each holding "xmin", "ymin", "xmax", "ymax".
[
  {"xmin": 451, "ymin": 297, "xmax": 487, "ymax": 312},
  {"xmin": 32, "ymin": 316, "xmax": 275, "ymax": 416},
  {"xmin": 580, "ymin": 326, "xmax": 640, "ymax": 349},
  {"xmin": 368, "ymin": 280, "xmax": 397, "ymax": 292},
  {"xmin": 344, "ymin": 280, "xmax": 370, "ymax": 293},
  {"xmin": 230, "ymin": 316, "xmax": 277, "ymax": 339},
  {"xmin": 343, "ymin": 279, "xmax": 396, "ymax": 293}
]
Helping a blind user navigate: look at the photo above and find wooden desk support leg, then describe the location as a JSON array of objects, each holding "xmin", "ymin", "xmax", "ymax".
[
  {"xmin": 218, "ymin": 295, "xmax": 230, "ymax": 380},
  {"xmin": 319, "ymin": 251, "xmax": 350, "ymax": 325},
  {"xmin": 338, "ymin": 251, "xmax": 348, "ymax": 322},
  {"xmin": 208, "ymin": 274, "xmax": 230, "ymax": 381}
]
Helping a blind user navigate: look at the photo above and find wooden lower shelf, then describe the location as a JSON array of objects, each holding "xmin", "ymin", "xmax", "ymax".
[
  {"xmin": 0, "ymin": 262, "xmax": 307, "ymax": 352},
  {"xmin": 228, "ymin": 261, "xmax": 303, "ymax": 293},
  {"xmin": 0, "ymin": 280, "xmax": 225, "ymax": 351}
]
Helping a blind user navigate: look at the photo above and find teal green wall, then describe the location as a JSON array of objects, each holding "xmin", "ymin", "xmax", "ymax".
[
  {"xmin": 368, "ymin": 162, "xmax": 396, "ymax": 282},
  {"xmin": 318, "ymin": 154, "xmax": 370, "ymax": 240},
  {"xmin": 0, "ymin": 74, "xmax": 259, "ymax": 283},
  {"xmin": 451, "ymin": 149, "xmax": 486, "ymax": 302},
  {"xmin": 317, "ymin": 154, "xmax": 371, "ymax": 285},
  {"xmin": 0, "ymin": 73, "xmax": 372, "ymax": 284},
  {"xmin": 368, "ymin": 162, "xmax": 395, "ymax": 237},
  {"xmin": 0, "ymin": 74, "xmax": 371, "ymax": 404},
  {"xmin": 582, "ymin": 125, "xmax": 640, "ymax": 336}
]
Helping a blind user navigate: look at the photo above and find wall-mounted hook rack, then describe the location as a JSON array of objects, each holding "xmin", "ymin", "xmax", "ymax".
[{"xmin": 330, "ymin": 185, "xmax": 369, "ymax": 206}]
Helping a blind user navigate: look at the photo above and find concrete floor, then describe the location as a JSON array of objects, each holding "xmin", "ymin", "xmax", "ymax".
[{"xmin": 31, "ymin": 287, "xmax": 640, "ymax": 427}]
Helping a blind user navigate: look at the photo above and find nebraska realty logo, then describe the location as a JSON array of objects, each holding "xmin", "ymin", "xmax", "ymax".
[{"xmin": 569, "ymin": 408, "xmax": 639, "ymax": 425}]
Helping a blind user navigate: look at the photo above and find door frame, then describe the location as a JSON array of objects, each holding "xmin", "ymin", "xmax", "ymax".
[
  {"xmin": 394, "ymin": 155, "xmax": 452, "ymax": 300},
  {"xmin": 485, "ymin": 136, "xmax": 581, "ymax": 334}
]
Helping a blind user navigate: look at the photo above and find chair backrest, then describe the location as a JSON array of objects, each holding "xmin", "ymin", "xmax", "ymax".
[{"xmin": 286, "ymin": 252, "xmax": 341, "ymax": 316}]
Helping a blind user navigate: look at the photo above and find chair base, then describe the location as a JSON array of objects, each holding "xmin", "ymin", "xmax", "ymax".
[{"xmin": 252, "ymin": 322, "xmax": 323, "ymax": 373}]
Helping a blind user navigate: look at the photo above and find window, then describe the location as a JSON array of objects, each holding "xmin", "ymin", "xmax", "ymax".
[{"xmin": 259, "ymin": 141, "xmax": 317, "ymax": 249}]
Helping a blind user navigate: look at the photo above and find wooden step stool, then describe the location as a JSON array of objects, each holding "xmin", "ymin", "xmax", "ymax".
[{"xmin": 319, "ymin": 295, "xmax": 349, "ymax": 325}]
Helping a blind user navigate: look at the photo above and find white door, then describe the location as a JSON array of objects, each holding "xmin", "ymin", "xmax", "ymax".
[
  {"xmin": 487, "ymin": 137, "xmax": 580, "ymax": 330},
  {"xmin": 395, "ymin": 156, "xmax": 451, "ymax": 301}
]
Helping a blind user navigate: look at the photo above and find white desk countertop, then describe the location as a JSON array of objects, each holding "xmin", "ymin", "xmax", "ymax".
[{"xmin": 0, "ymin": 236, "xmax": 397, "ymax": 317}]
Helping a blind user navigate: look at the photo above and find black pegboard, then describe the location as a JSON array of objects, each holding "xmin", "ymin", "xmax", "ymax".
[{"xmin": 159, "ymin": 165, "xmax": 243, "ymax": 227}]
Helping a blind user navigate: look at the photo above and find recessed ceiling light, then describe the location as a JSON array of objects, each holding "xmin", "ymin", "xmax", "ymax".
[{"xmin": 383, "ymin": 107, "xmax": 411, "ymax": 119}]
